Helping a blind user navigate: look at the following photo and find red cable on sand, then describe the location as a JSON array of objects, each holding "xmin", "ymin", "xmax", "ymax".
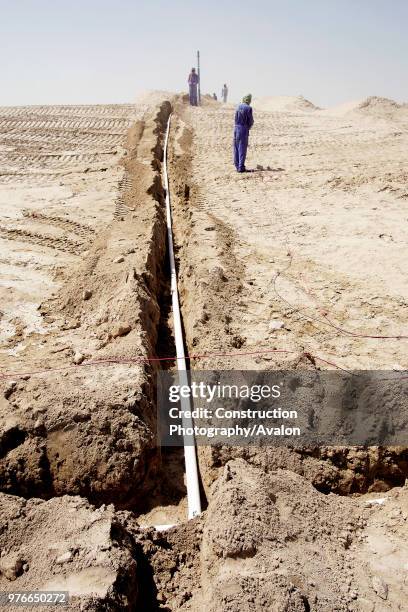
[
  {"xmin": 0, "ymin": 346, "xmax": 350, "ymax": 379},
  {"xmin": 273, "ymin": 253, "xmax": 408, "ymax": 341}
]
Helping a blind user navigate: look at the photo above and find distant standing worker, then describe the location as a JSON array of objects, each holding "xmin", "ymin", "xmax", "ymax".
[
  {"xmin": 188, "ymin": 68, "xmax": 199, "ymax": 106},
  {"xmin": 221, "ymin": 83, "xmax": 228, "ymax": 103},
  {"xmin": 233, "ymin": 94, "xmax": 254, "ymax": 173}
]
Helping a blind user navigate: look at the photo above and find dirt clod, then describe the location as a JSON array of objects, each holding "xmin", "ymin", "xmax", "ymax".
[
  {"xmin": 0, "ymin": 552, "xmax": 24, "ymax": 581},
  {"xmin": 109, "ymin": 322, "xmax": 132, "ymax": 338},
  {"xmin": 372, "ymin": 575, "xmax": 388, "ymax": 600}
]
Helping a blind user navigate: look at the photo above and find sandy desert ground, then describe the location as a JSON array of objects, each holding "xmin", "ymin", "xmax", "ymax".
[
  {"xmin": 171, "ymin": 94, "xmax": 408, "ymax": 372},
  {"xmin": 0, "ymin": 92, "xmax": 407, "ymax": 610}
]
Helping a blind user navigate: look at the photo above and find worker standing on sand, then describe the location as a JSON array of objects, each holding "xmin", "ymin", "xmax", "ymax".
[
  {"xmin": 233, "ymin": 94, "xmax": 254, "ymax": 173},
  {"xmin": 221, "ymin": 83, "xmax": 228, "ymax": 103},
  {"xmin": 188, "ymin": 68, "xmax": 199, "ymax": 106}
]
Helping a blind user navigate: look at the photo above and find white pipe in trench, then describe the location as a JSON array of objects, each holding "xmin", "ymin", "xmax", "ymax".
[{"xmin": 163, "ymin": 113, "xmax": 202, "ymax": 520}]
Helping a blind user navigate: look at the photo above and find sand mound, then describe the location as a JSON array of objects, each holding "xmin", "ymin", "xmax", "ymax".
[
  {"xmin": 323, "ymin": 96, "xmax": 407, "ymax": 117},
  {"xmin": 135, "ymin": 459, "xmax": 408, "ymax": 611},
  {"xmin": 358, "ymin": 96, "xmax": 401, "ymax": 112},
  {"xmin": 0, "ymin": 493, "xmax": 138, "ymax": 608},
  {"xmin": 252, "ymin": 95, "xmax": 319, "ymax": 113},
  {"xmin": 135, "ymin": 89, "xmax": 176, "ymax": 106}
]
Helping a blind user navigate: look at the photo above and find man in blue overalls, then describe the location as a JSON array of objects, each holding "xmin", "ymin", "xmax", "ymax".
[{"xmin": 233, "ymin": 94, "xmax": 254, "ymax": 172}]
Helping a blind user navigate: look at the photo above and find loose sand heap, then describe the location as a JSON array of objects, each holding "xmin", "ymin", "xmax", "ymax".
[
  {"xmin": 1, "ymin": 462, "xmax": 407, "ymax": 610},
  {"xmin": 0, "ymin": 93, "xmax": 408, "ymax": 609},
  {"xmin": 252, "ymin": 95, "xmax": 319, "ymax": 113},
  {"xmin": 0, "ymin": 494, "xmax": 138, "ymax": 608},
  {"xmin": 320, "ymin": 96, "xmax": 408, "ymax": 120}
]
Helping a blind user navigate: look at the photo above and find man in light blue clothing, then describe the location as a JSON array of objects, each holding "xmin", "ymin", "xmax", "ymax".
[{"xmin": 233, "ymin": 94, "xmax": 254, "ymax": 172}]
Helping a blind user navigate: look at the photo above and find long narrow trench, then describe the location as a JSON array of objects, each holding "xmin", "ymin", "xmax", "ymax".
[
  {"xmin": 135, "ymin": 107, "xmax": 206, "ymax": 528},
  {"xmin": 135, "ymin": 249, "xmax": 187, "ymax": 525}
]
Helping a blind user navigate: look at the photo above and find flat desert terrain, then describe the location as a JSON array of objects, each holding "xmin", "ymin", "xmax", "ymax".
[{"xmin": 171, "ymin": 95, "xmax": 408, "ymax": 372}]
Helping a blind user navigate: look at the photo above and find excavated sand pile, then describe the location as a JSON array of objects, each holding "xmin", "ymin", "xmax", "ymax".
[{"xmin": 252, "ymin": 95, "xmax": 319, "ymax": 113}]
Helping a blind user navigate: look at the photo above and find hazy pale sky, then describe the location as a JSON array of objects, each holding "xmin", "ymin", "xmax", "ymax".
[{"xmin": 1, "ymin": 0, "xmax": 407, "ymax": 107}]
